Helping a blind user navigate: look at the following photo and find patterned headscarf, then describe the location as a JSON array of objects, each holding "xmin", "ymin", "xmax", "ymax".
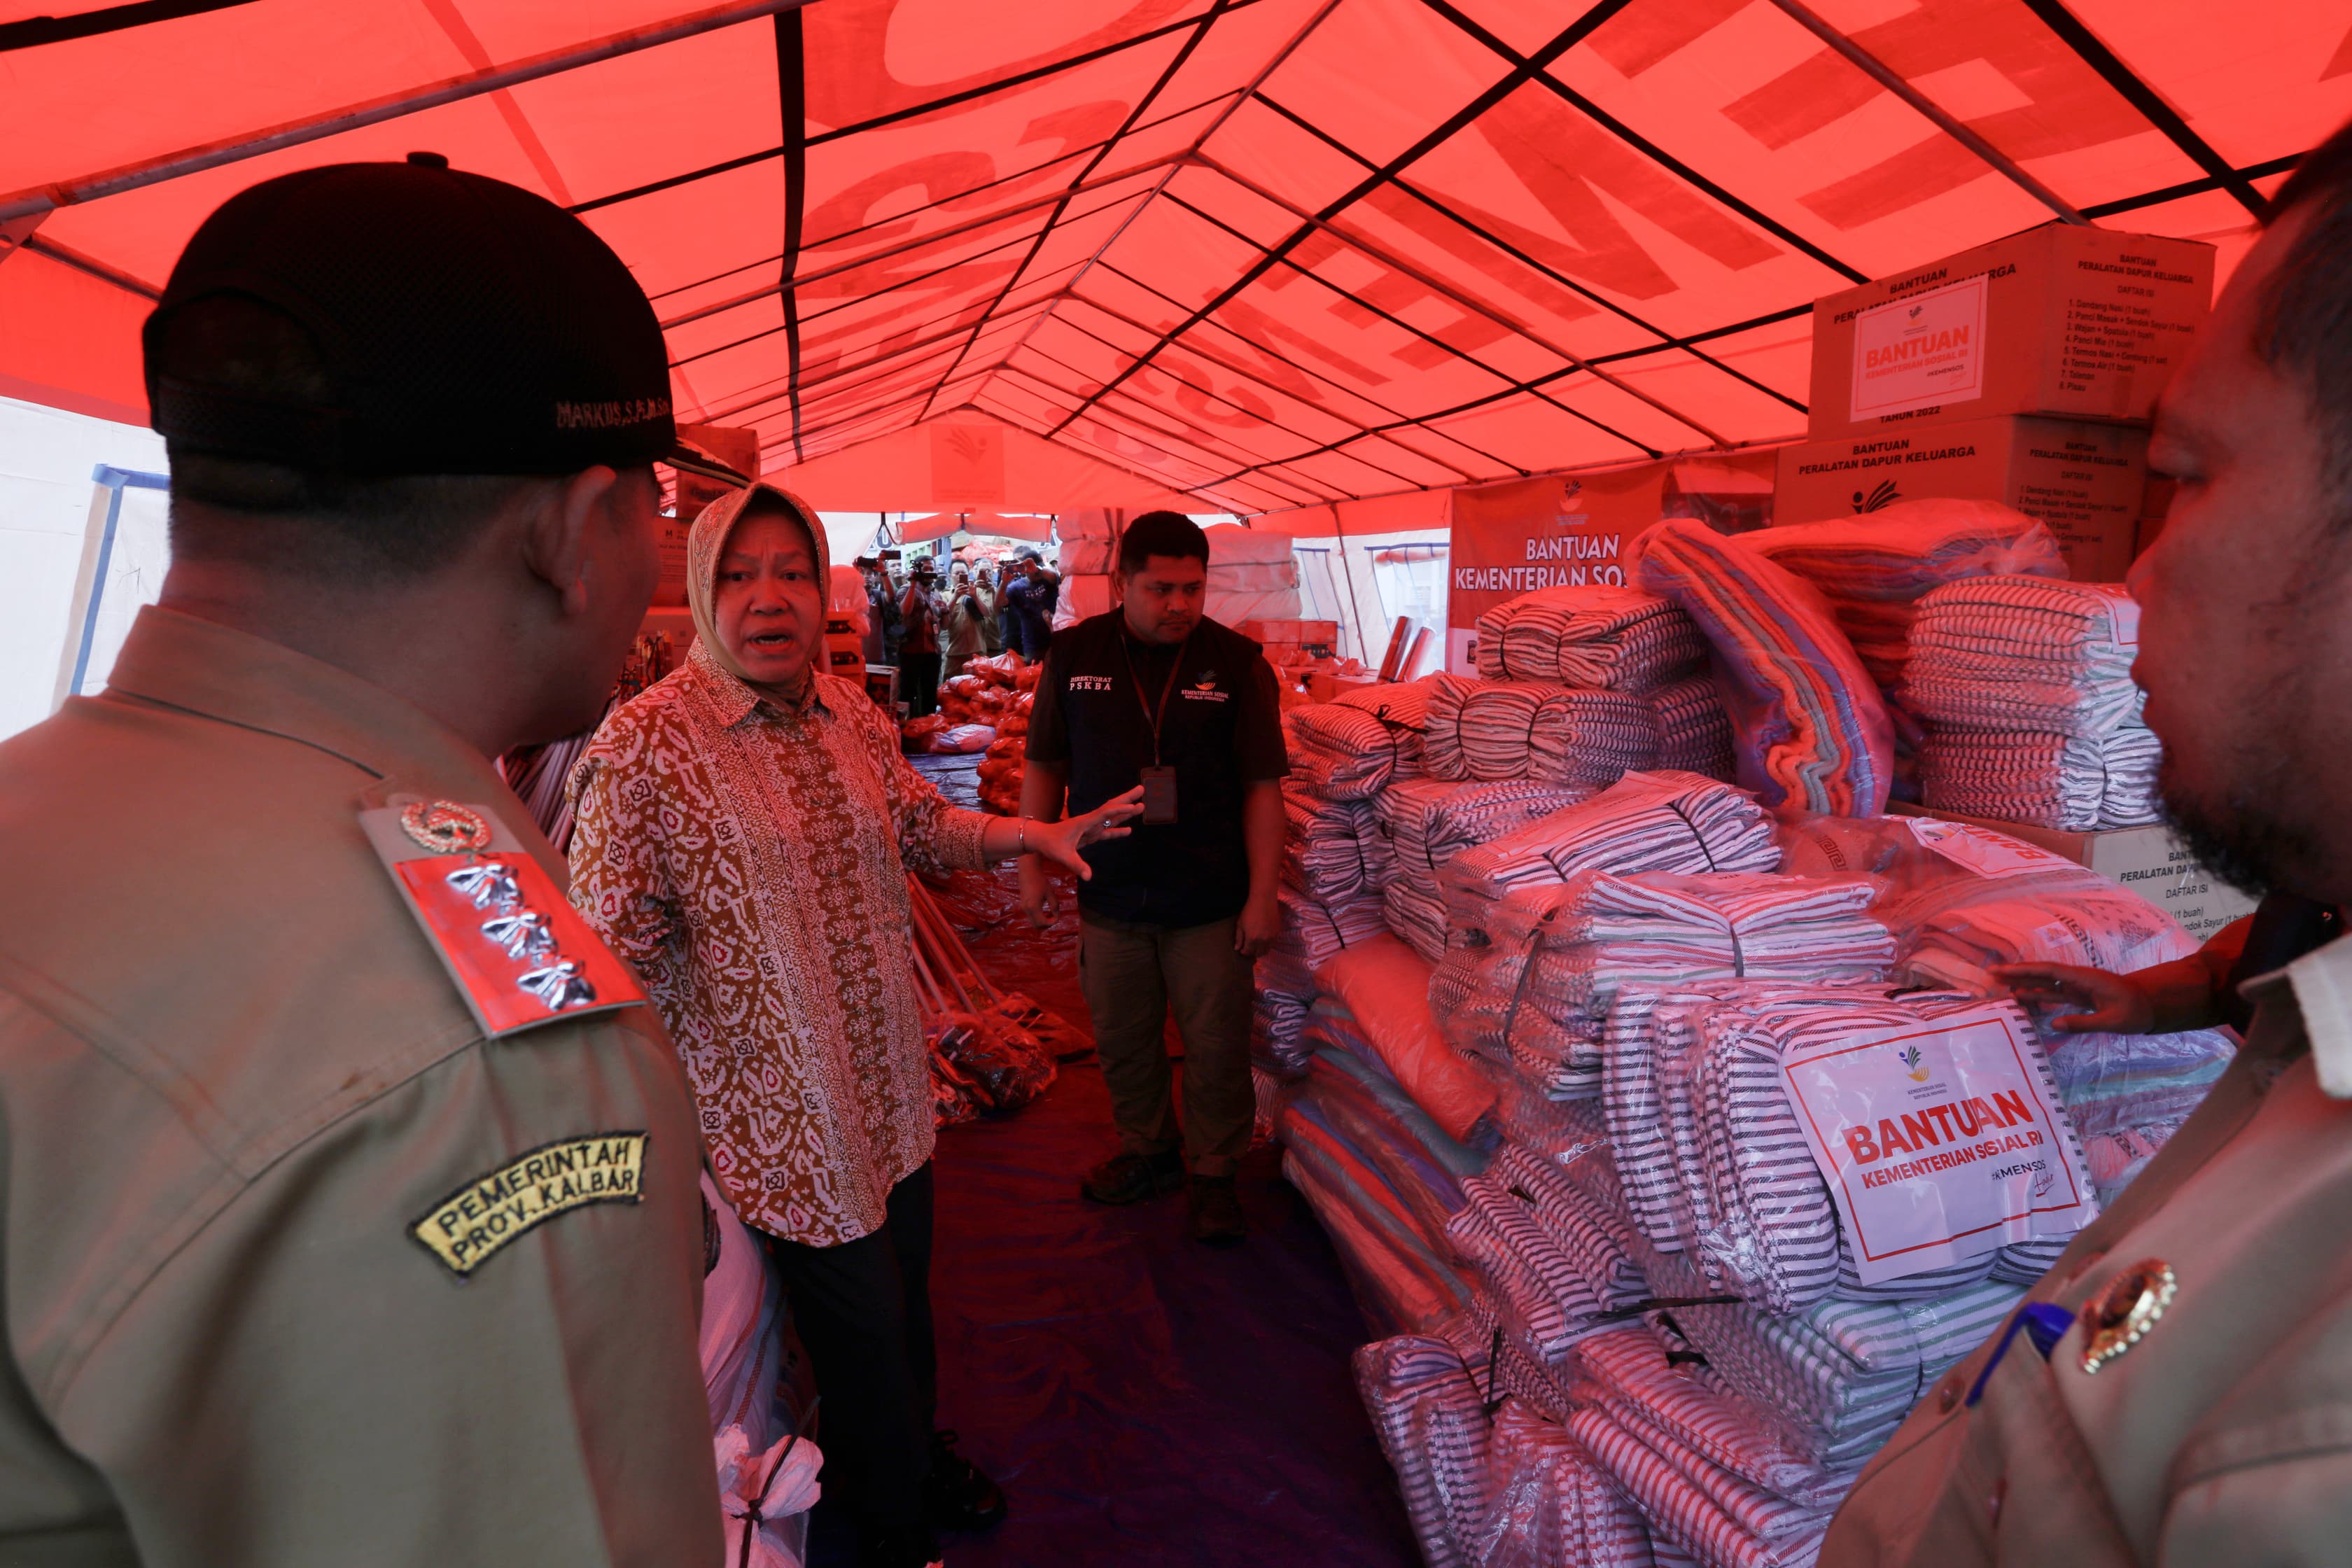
[{"xmin": 685, "ymin": 482, "xmax": 833, "ymax": 685}]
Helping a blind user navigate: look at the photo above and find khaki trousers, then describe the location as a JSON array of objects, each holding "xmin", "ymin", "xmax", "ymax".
[{"xmin": 1077, "ymin": 911, "xmax": 1254, "ymax": 1178}]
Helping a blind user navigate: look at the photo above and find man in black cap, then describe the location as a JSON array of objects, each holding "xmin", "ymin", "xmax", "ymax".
[{"xmin": 0, "ymin": 156, "xmax": 729, "ymax": 1562}]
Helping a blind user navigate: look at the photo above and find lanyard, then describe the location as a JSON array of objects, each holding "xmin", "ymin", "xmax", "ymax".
[{"xmin": 1118, "ymin": 629, "xmax": 1192, "ymax": 766}]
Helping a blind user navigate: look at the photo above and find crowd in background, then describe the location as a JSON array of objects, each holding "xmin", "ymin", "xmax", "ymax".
[{"xmin": 859, "ymin": 548, "xmax": 1061, "ymax": 718}]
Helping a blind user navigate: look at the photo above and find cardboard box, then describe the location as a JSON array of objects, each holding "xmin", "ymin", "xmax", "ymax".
[
  {"xmin": 1806, "ymin": 225, "xmax": 2211, "ymax": 442},
  {"xmin": 1889, "ymin": 803, "xmax": 2256, "ymax": 944},
  {"xmin": 1774, "ymin": 414, "xmax": 2148, "ymax": 582}
]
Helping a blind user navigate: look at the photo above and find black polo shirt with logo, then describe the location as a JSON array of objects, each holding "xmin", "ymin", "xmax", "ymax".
[{"xmin": 1025, "ymin": 610, "xmax": 1289, "ymax": 928}]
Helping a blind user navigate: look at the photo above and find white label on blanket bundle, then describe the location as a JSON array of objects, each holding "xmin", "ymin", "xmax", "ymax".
[
  {"xmin": 1851, "ymin": 273, "xmax": 1988, "ymax": 421},
  {"xmin": 1781, "ymin": 1004, "xmax": 2091, "ymax": 1284},
  {"xmin": 1906, "ymin": 818, "xmax": 2078, "ymax": 880}
]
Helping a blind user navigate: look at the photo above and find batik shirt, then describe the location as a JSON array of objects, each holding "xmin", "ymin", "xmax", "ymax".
[{"xmin": 568, "ymin": 640, "xmax": 989, "ymax": 1245}]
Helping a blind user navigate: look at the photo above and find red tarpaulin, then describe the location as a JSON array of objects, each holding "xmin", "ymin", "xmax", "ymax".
[{"xmin": 0, "ymin": 0, "xmax": 2330, "ymax": 507}]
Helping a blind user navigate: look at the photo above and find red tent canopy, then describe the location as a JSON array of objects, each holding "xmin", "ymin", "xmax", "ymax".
[{"xmin": 0, "ymin": 0, "xmax": 2332, "ymax": 511}]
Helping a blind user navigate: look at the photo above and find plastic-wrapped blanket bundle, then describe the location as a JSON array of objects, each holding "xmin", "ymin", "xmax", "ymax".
[
  {"xmin": 1475, "ymin": 586, "xmax": 1709, "ymax": 694},
  {"xmin": 1630, "ymin": 521, "xmax": 1895, "ymax": 816},
  {"xmin": 1443, "ymin": 772, "xmax": 1782, "ymax": 934},
  {"xmin": 1475, "ymin": 1399, "xmax": 1659, "ymax": 1568},
  {"xmin": 1355, "ymin": 1337, "xmax": 1496, "ymax": 1568},
  {"xmin": 1423, "ymin": 674, "xmax": 1664, "ymax": 788},
  {"xmin": 1904, "ymin": 578, "xmax": 2160, "ymax": 830},
  {"xmin": 2039, "ymin": 1026, "xmax": 2234, "ymax": 1210},
  {"xmin": 1439, "ymin": 874, "xmax": 1893, "ymax": 1102},
  {"xmin": 1651, "ymin": 675, "xmax": 1737, "ymax": 780},
  {"xmin": 1282, "ymin": 783, "xmax": 1396, "ymax": 902},
  {"xmin": 1285, "ymin": 680, "xmax": 1432, "ymax": 800},
  {"xmin": 1744, "ymin": 502, "xmax": 2066, "ymax": 695},
  {"xmin": 1604, "ymin": 983, "xmax": 2092, "ymax": 1313},
  {"xmin": 1644, "ymin": 1274, "xmax": 2023, "ymax": 1471}
]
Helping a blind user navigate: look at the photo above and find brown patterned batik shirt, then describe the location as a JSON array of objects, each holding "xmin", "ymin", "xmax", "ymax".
[{"xmin": 567, "ymin": 640, "xmax": 988, "ymax": 1245}]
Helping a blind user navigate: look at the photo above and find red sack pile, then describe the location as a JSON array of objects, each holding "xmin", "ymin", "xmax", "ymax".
[
  {"xmin": 900, "ymin": 712, "xmax": 949, "ymax": 748},
  {"xmin": 976, "ymin": 690, "xmax": 1034, "ymax": 815}
]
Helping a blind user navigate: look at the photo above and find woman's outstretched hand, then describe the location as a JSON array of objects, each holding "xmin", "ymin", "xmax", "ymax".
[{"xmin": 1023, "ymin": 786, "xmax": 1146, "ymax": 883}]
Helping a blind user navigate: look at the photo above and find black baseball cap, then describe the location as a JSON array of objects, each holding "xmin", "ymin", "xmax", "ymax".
[{"xmin": 144, "ymin": 154, "xmax": 745, "ymax": 486}]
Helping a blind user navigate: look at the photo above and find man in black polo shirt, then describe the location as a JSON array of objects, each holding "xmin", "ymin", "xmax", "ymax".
[{"xmin": 1019, "ymin": 512, "xmax": 1287, "ymax": 1243}]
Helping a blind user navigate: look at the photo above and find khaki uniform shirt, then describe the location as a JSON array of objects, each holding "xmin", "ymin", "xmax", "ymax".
[
  {"xmin": 0, "ymin": 607, "xmax": 721, "ymax": 1567},
  {"xmin": 1824, "ymin": 931, "xmax": 2352, "ymax": 1567}
]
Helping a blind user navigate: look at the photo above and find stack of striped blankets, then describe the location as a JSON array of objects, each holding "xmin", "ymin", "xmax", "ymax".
[
  {"xmin": 1474, "ymin": 586, "xmax": 1709, "ymax": 692},
  {"xmin": 1284, "ymin": 680, "xmax": 1433, "ymax": 799},
  {"xmin": 1443, "ymin": 771, "xmax": 1782, "ymax": 939},
  {"xmin": 1438, "ymin": 874, "xmax": 1893, "ymax": 1104},
  {"xmin": 1378, "ymin": 778, "xmax": 1588, "ymax": 962},
  {"xmin": 1903, "ymin": 578, "xmax": 2160, "ymax": 830},
  {"xmin": 1424, "ymin": 674, "xmax": 1663, "ymax": 788},
  {"xmin": 1270, "ymin": 682, "xmax": 1439, "ymax": 1064},
  {"xmin": 1746, "ymin": 501, "xmax": 2066, "ymax": 698},
  {"xmin": 1630, "ymin": 520, "xmax": 1895, "ymax": 816},
  {"xmin": 1651, "ymin": 674, "xmax": 1737, "ymax": 780},
  {"xmin": 1282, "ymin": 783, "xmax": 1396, "ymax": 904},
  {"xmin": 1339, "ymin": 791, "xmax": 2239, "ymax": 1568}
]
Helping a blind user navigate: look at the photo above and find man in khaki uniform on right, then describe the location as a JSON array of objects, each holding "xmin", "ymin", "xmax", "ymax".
[
  {"xmin": 0, "ymin": 159, "xmax": 727, "ymax": 1562},
  {"xmin": 1825, "ymin": 115, "xmax": 2352, "ymax": 1565}
]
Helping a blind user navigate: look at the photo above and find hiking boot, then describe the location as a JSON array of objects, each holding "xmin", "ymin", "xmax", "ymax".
[
  {"xmin": 926, "ymin": 1429, "xmax": 1007, "ymax": 1532},
  {"xmin": 1188, "ymin": 1175, "xmax": 1246, "ymax": 1245},
  {"xmin": 1080, "ymin": 1149, "xmax": 1184, "ymax": 1205}
]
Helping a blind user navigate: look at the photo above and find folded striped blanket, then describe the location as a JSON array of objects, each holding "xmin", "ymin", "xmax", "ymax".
[
  {"xmin": 1652, "ymin": 674, "xmax": 1737, "ymax": 780},
  {"xmin": 1915, "ymin": 720, "xmax": 2162, "ymax": 831},
  {"xmin": 1251, "ymin": 947, "xmax": 1317, "ymax": 1077},
  {"xmin": 1443, "ymin": 772, "xmax": 1782, "ymax": 929},
  {"xmin": 1285, "ymin": 682, "xmax": 1433, "ymax": 800},
  {"xmin": 1440, "ymin": 874, "xmax": 1891, "ymax": 1102},
  {"xmin": 1474, "ymin": 585, "xmax": 1709, "ymax": 693},
  {"xmin": 1378, "ymin": 778, "xmax": 1587, "ymax": 879},
  {"xmin": 1905, "ymin": 578, "xmax": 2158, "ymax": 829},
  {"xmin": 1282, "ymin": 783, "xmax": 1397, "ymax": 902},
  {"xmin": 1384, "ymin": 874, "xmax": 1455, "ymax": 964},
  {"xmin": 1646, "ymin": 1270, "xmax": 2024, "ymax": 1466},
  {"xmin": 1275, "ymin": 885, "xmax": 1388, "ymax": 969},
  {"xmin": 1630, "ymin": 520, "xmax": 1894, "ymax": 816},
  {"xmin": 1424, "ymin": 674, "xmax": 1662, "ymax": 788},
  {"xmin": 1566, "ymin": 1402, "xmax": 1829, "ymax": 1568},
  {"xmin": 1746, "ymin": 502, "xmax": 2065, "ymax": 694},
  {"xmin": 1576, "ymin": 1329, "xmax": 1836, "ymax": 1506}
]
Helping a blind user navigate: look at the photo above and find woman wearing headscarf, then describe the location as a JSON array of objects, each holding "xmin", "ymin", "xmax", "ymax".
[{"xmin": 567, "ymin": 484, "xmax": 1140, "ymax": 1568}]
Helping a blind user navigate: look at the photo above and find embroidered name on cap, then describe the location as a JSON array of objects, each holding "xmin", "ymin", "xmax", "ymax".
[{"xmin": 410, "ymin": 1132, "xmax": 648, "ymax": 1276}]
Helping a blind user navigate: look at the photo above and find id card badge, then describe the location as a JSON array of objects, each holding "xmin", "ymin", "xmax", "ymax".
[{"xmin": 1139, "ymin": 765, "xmax": 1179, "ymax": 824}]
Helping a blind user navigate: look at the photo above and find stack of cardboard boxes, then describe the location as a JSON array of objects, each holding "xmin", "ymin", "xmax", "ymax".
[
  {"xmin": 1775, "ymin": 223, "xmax": 2213, "ymax": 582},
  {"xmin": 1774, "ymin": 227, "xmax": 2253, "ymax": 939}
]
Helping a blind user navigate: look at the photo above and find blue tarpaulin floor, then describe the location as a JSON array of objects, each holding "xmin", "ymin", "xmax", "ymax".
[{"xmin": 804, "ymin": 754, "xmax": 1421, "ymax": 1567}]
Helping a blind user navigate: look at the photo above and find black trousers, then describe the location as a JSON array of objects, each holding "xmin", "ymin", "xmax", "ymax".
[
  {"xmin": 764, "ymin": 1164, "xmax": 937, "ymax": 1568},
  {"xmin": 901, "ymin": 652, "xmax": 942, "ymax": 718}
]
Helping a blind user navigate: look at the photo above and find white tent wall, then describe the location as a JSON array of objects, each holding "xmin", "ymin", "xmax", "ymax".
[
  {"xmin": 0, "ymin": 396, "xmax": 169, "ymax": 743},
  {"xmin": 1288, "ymin": 528, "xmax": 1451, "ymax": 677}
]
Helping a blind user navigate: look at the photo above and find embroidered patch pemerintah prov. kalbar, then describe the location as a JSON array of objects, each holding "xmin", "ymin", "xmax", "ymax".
[{"xmin": 410, "ymin": 1132, "xmax": 648, "ymax": 1276}]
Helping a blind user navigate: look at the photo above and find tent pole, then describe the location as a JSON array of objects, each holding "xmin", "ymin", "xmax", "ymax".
[
  {"xmin": 0, "ymin": 0, "xmax": 828, "ymax": 225},
  {"xmin": 1758, "ymin": 0, "xmax": 2089, "ymax": 225}
]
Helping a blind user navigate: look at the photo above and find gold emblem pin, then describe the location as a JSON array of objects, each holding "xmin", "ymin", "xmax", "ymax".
[
  {"xmin": 400, "ymin": 799, "xmax": 492, "ymax": 855},
  {"xmin": 2079, "ymin": 1259, "xmax": 2177, "ymax": 1375}
]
